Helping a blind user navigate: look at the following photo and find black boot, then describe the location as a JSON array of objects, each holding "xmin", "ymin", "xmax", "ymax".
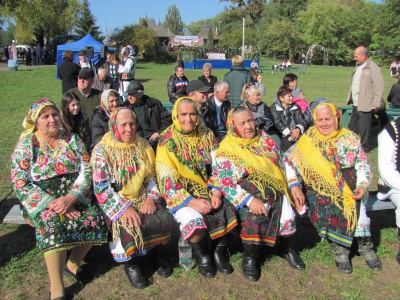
[
  {"xmin": 357, "ymin": 237, "xmax": 382, "ymax": 271},
  {"xmin": 154, "ymin": 244, "xmax": 173, "ymax": 278},
  {"xmin": 281, "ymin": 236, "xmax": 305, "ymax": 270},
  {"xmin": 124, "ymin": 258, "xmax": 150, "ymax": 289},
  {"xmin": 329, "ymin": 240, "xmax": 352, "ymax": 274},
  {"xmin": 189, "ymin": 237, "xmax": 216, "ymax": 278},
  {"xmin": 212, "ymin": 237, "xmax": 233, "ymax": 275},
  {"xmin": 242, "ymin": 243, "xmax": 260, "ymax": 281},
  {"xmin": 397, "ymin": 227, "xmax": 400, "ymax": 265}
]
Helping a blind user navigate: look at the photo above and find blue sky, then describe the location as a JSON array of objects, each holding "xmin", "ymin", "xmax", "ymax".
[{"xmin": 90, "ymin": 0, "xmax": 230, "ymax": 35}]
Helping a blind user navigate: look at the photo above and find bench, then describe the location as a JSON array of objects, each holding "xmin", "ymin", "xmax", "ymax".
[
  {"xmin": 3, "ymin": 193, "xmax": 395, "ymax": 225},
  {"xmin": 338, "ymin": 105, "xmax": 400, "ymax": 128},
  {"xmin": 163, "ymin": 102, "xmax": 173, "ymax": 112},
  {"xmin": 257, "ymin": 67, "xmax": 271, "ymax": 74}
]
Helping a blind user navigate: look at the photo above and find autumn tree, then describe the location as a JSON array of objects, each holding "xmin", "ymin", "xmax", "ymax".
[
  {"xmin": 164, "ymin": 4, "xmax": 185, "ymax": 35},
  {"xmin": 220, "ymin": 0, "xmax": 266, "ymax": 24},
  {"xmin": 74, "ymin": 0, "xmax": 104, "ymax": 41}
]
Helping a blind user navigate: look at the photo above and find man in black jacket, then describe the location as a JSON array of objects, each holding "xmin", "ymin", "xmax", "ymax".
[
  {"xmin": 122, "ymin": 80, "xmax": 172, "ymax": 152},
  {"xmin": 167, "ymin": 66, "xmax": 189, "ymax": 104},
  {"xmin": 206, "ymin": 81, "xmax": 231, "ymax": 142},
  {"xmin": 387, "ymin": 75, "xmax": 400, "ymax": 108}
]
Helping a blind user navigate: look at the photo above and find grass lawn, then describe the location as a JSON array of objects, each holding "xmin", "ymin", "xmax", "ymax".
[{"xmin": 0, "ymin": 61, "xmax": 399, "ymax": 299}]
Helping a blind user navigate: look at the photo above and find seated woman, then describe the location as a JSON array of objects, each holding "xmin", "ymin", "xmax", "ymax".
[
  {"xmin": 291, "ymin": 103, "xmax": 382, "ymax": 274},
  {"xmin": 198, "ymin": 63, "xmax": 217, "ymax": 94},
  {"xmin": 60, "ymin": 92, "xmax": 91, "ymax": 151},
  {"xmin": 91, "ymin": 89, "xmax": 119, "ymax": 147},
  {"xmin": 213, "ymin": 106, "xmax": 305, "ymax": 282},
  {"xmin": 156, "ymin": 97, "xmax": 238, "ymax": 279},
  {"xmin": 91, "ymin": 107, "xmax": 173, "ymax": 289},
  {"xmin": 270, "ymin": 86, "xmax": 307, "ymax": 152},
  {"xmin": 11, "ymin": 99, "xmax": 108, "ymax": 300},
  {"xmin": 241, "ymin": 84, "xmax": 280, "ymax": 147}
]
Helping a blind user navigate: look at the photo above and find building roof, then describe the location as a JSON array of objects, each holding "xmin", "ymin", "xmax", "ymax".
[
  {"xmin": 138, "ymin": 18, "xmax": 172, "ymax": 38},
  {"xmin": 197, "ymin": 28, "xmax": 221, "ymax": 40}
]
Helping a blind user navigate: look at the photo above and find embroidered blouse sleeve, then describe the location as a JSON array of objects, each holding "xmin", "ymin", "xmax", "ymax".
[
  {"xmin": 281, "ymin": 150, "xmax": 301, "ymax": 189},
  {"xmin": 11, "ymin": 137, "xmax": 56, "ymax": 219},
  {"xmin": 91, "ymin": 146, "xmax": 132, "ymax": 222},
  {"xmin": 378, "ymin": 129, "xmax": 400, "ymax": 191}
]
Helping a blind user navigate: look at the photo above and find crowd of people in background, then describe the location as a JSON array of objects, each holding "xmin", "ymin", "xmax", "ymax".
[{"xmin": 11, "ymin": 45, "xmax": 400, "ymax": 299}]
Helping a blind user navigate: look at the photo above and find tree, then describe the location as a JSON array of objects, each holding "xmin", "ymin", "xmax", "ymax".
[
  {"xmin": 220, "ymin": 0, "xmax": 266, "ymax": 24},
  {"xmin": 74, "ymin": 0, "xmax": 104, "ymax": 41},
  {"xmin": 206, "ymin": 28, "xmax": 214, "ymax": 48},
  {"xmin": 163, "ymin": 4, "xmax": 185, "ymax": 35},
  {"xmin": 1, "ymin": 0, "xmax": 80, "ymax": 45}
]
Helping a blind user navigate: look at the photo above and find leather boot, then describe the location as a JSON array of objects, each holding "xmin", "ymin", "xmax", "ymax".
[
  {"xmin": 124, "ymin": 258, "xmax": 150, "ymax": 289},
  {"xmin": 189, "ymin": 237, "xmax": 216, "ymax": 278},
  {"xmin": 357, "ymin": 237, "xmax": 382, "ymax": 271},
  {"xmin": 397, "ymin": 227, "xmax": 400, "ymax": 265},
  {"xmin": 281, "ymin": 236, "xmax": 305, "ymax": 270},
  {"xmin": 212, "ymin": 237, "xmax": 233, "ymax": 275},
  {"xmin": 242, "ymin": 243, "xmax": 260, "ymax": 281},
  {"xmin": 329, "ymin": 240, "xmax": 352, "ymax": 274},
  {"xmin": 154, "ymin": 244, "xmax": 173, "ymax": 278}
]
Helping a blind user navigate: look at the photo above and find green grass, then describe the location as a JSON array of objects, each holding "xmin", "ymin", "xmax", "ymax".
[{"xmin": 0, "ymin": 60, "xmax": 399, "ymax": 299}]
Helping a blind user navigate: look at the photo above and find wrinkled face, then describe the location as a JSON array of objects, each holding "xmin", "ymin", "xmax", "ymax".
[
  {"xmin": 279, "ymin": 93, "xmax": 293, "ymax": 108},
  {"xmin": 98, "ymin": 71, "xmax": 107, "ymax": 81},
  {"xmin": 78, "ymin": 77, "xmax": 93, "ymax": 91},
  {"xmin": 177, "ymin": 102, "xmax": 198, "ymax": 132},
  {"xmin": 203, "ymin": 69, "xmax": 211, "ymax": 78},
  {"xmin": 233, "ymin": 110, "xmax": 256, "ymax": 139},
  {"xmin": 216, "ymin": 86, "xmax": 230, "ymax": 101},
  {"xmin": 68, "ymin": 99, "xmax": 80, "ymax": 115},
  {"xmin": 108, "ymin": 95, "xmax": 118, "ymax": 112},
  {"xmin": 247, "ymin": 90, "xmax": 261, "ymax": 105},
  {"xmin": 127, "ymin": 92, "xmax": 143, "ymax": 104},
  {"xmin": 116, "ymin": 110, "xmax": 136, "ymax": 143},
  {"xmin": 36, "ymin": 106, "xmax": 61, "ymax": 137},
  {"xmin": 175, "ymin": 67, "xmax": 184, "ymax": 78},
  {"xmin": 190, "ymin": 90, "xmax": 208, "ymax": 105},
  {"xmin": 315, "ymin": 106, "xmax": 337, "ymax": 136},
  {"xmin": 354, "ymin": 49, "xmax": 367, "ymax": 65}
]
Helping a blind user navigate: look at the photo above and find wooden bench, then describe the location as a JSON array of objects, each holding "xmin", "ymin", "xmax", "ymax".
[
  {"xmin": 163, "ymin": 102, "xmax": 173, "ymax": 111},
  {"xmin": 3, "ymin": 193, "xmax": 395, "ymax": 225},
  {"xmin": 338, "ymin": 105, "xmax": 400, "ymax": 128}
]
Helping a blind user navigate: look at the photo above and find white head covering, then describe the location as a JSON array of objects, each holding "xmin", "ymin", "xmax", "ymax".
[{"xmin": 101, "ymin": 89, "xmax": 118, "ymax": 112}]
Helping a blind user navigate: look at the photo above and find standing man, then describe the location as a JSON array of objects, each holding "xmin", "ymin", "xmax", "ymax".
[
  {"xmin": 167, "ymin": 66, "xmax": 189, "ymax": 104},
  {"xmin": 77, "ymin": 49, "xmax": 95, "ymax": 71},
  {"xmin": 118, "ymin": 45, "xmax": 136, "ymax": 101},
  {"xmin": 224, "ymin": 55, "xmax": 252, "ymax": 107},
  {"xmin": 207, "ymin": 81, "xmax": 231, "ymax": 141},
  {"xmin": 35, "ymin": 43, "xmax": 42, "ymax": 65},
  {"xmin": 346, "ymin": 46, "xmax": 384, "ymax": 152}
]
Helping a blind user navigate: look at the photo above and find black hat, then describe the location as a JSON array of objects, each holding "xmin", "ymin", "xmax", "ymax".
[
  {"xmin": 126, "ymin": 80, "xmax": 144, "ymax": 94},
  {"xmin": 186, "ymin": 80, "xmax": 211, "ymax": 93},
  {"xmin": 78, "ymin": 68, "xmax": 94, "ymax": 79}
]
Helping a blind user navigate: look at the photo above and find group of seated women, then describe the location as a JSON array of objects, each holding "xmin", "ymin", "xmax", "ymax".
[{"xmin": 11, "ymin": 95, "xmax": 383, "ymax": 298}]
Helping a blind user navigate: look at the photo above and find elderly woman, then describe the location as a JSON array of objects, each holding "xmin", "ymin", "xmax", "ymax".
[
  {"xmin": 91, "ymin": 107, "xmax": 173, "ymax": 289},
  {"xmin": 213, "ymin": 106, "xmax": 305, "ymax": 281},
  {"xmin": 11, "ymin": 99, "xmax": 108, "ymax": 300},
  {"xmin": 270, "ymin": 86, "xmax": 307, "ymax": 152},
  {"xmin": 198, "ymin": 62, "xmax": 217, "ymax": 94},
  {"xmin": 91, "ymin": 89, "xmax": 120, "ymax": 147},
  {"xmin": 241, "ymin": 84, "xmax": 280, "ymax": 147},
  {"xmin": 291, "ymin": 103, "xmax": 382, "ymax": 274},
  {"xmin": 156, "ymin": 97, "xmax": 238, "ymax": 279}
]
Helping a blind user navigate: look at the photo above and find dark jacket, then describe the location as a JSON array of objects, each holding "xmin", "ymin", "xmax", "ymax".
[
  {"xmin": 242, "ymin": 101, "xmax": 278, "ymax": 137},
  {"xmin": 198, "ymin": 75, "xmax": 218, "ymax": 93},
  {"xmin": 167, "ymin": 74, "xmax": 189, "ymax": 104},
  {"xmin": 122, "ymin": 95, "xmax": 172, "ymax": 145},
  {"xmin": 206, "ymin": 95, "xmax": 231, "ymax": 141},
  {"xmin": 58, "ymin": 59, "xmax": 81, "ymax": 94},
  {"xmin": 223, "ymin": 65, "xmax": 252, "ymax": 107},
  {"xmin": 387, "ymin": 82, "xmax": 400, "ymax": 108},
  {"xmin": 270, "ymin": 99, "xmax": 307, "ymax": 137},
  {"xmin": 91, "ymin": 106, "xmax": 110, "ymax": 147}
]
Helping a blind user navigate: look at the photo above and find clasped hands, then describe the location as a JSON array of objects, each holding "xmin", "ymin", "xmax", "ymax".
[
  {"xmin": 47, "ymin": 195, "xmax": 79, "ymax": 219},
  {"xmin": 187, "ymin": 190, "xmax": 222, "ymax": 215}
]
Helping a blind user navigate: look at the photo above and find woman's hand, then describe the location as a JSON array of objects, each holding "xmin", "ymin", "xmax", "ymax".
[
  {"xmin": 291, "ymin": 185, "xmax": 305, "ymax": 213},
  {"xmin": 352, "ymin": 186, "xmax": 365, "ymax": 200},
  {"xmin": 121, "ymin": 207, "xmax": 142, "ymax": 229},
  {"xmin": 211, "ymin": 190, "xmax": 222, "ymax": 210},
  {"xmin": 188, "ymin": 198, "xmax": 213, "ymax": 214},
  {"xmin": 141, "ymin": 198, "xmax": 157, "ymax": 215},
  {"xmin": 290, "ymin": 128, "xmax": 301, "ymax": 140},
  {"xmin": 47, "ymin": 195, "xmax": 77, "ymax": 215},
  {"xmin": 65, "ymin": 207, "xmax": 81, "ymax": 220},
  {"xmin": 249, "ymin": 198, "xmax": 268, "ymax": 216}
]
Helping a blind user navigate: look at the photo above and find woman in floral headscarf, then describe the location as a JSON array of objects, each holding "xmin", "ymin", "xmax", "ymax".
[
  {"xmin": 213, "ymin": 106, "xmax": 306, "ymax": 282},
  {"xmin": 291, "ymin": 102, "xmax": 382, "ymax": 274},
  {"xmin": 11, "ymin": 99, "xmax": 108, "ymax": 300},
  {"xmin": 91, "ymin": 107, "xmax": 173, "ymax": 289},
  {"xmin": 156, "ymin": 97, "xmax": 237, "ymax": 279}
]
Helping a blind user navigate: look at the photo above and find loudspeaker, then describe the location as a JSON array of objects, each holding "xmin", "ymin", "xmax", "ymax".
[
  {"xmin": 85, "ymin": 46, "xmax": 94, "ymax": 58},
  {"xmin": 100, "ymin": 46, "xmax": 108, "ymax": 58}
]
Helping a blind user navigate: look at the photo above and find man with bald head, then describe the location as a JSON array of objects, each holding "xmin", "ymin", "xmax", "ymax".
[
  {"xmin": 92, "ymin": 68, "xmax": 114, "ymax": 92},
  {"xmin": 346, "ymin": 46, "xmax": 384, "ymax": 152}
]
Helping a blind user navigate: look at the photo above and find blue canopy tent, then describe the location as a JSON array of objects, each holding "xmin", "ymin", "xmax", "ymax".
[{"xmin": 56, "ymin": 34, "xmax": 115, "ymax": 79}]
